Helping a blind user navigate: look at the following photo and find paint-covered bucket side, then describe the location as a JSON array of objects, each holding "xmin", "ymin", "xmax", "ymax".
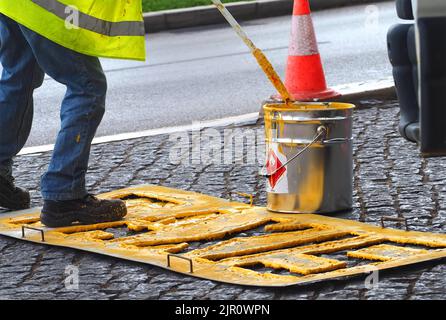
[{"xmin": 263, "ymin": 102, "xmax": 355, "ymax": 214}]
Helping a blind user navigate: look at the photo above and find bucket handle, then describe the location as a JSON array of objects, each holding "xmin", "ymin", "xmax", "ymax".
[{"xmin": 259, "ymin": 126, "xmax": 327, "ymax": 177}]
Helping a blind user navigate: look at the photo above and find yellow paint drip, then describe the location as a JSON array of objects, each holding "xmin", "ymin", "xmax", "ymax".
[
  {"xmin": 0, "ymin": 185, "xmax": 445, "ymax": 287},
  {"xmin": 253, "ymin": 48, "xmax": 293, "ymax": 105}
]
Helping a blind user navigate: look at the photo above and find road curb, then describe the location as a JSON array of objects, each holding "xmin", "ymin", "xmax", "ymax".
[
  {"xmin": 19, "ymin": 79, "xmax": 395, "ymax": 156},
  {"xmin": 144, "ymin": 0, "xmax": 392, "ymax": 33},
  {"xmin": 334, "ymin": 77, "xmax": 396, "ymax": 104}
]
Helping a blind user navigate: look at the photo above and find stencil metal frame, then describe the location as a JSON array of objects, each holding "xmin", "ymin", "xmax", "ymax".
[{"xmin": 0, "ymin": 185, "xmax": 445, "ymax": 287}]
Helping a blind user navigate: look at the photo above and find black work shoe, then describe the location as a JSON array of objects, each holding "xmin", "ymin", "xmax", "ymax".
[
  {"xmin": 40, "ymin": 194, "xmax": 127, "ymax": 228},
  {"xmin": 0, "ymin": 175, "xmax": 31, "ymax": 211}
]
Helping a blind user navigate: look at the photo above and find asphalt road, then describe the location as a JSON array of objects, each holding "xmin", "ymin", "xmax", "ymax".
[
  {"xmin": 20, "ymin": 1, "xmax": 398, "ymax": 147},
  {"xmin": 4, "ymin": 99, "xmax": 446, "ymax": 300}
]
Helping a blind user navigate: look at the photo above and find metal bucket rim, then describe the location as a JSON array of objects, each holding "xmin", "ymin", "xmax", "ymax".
[
  {"xmin": 272, "ymin": 138, "xmax": 353, "ymax": 145},
  {"xmin": 263, "ymin": 102, "xmax": 355, "ymax": 113}
]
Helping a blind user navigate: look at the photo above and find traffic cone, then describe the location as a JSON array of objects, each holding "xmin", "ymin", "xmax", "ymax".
[{"xmin": 282, "ymin": 0, "xmax": 339, "ymax": 101}]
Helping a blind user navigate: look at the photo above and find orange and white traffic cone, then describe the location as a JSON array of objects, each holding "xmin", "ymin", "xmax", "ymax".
[{"xmin": 283, "ymin": 0, "xmax": 339, "ymax": 101}]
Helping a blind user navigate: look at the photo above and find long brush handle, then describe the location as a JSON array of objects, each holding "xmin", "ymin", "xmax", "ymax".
[
  {"xmin": 211, "ymin": 0, "xmax": 256, "ymax": 51},
  {"xmin": 252, "ymin": 48, "xmax": 293, "ymax": 103},
  {"xmin": 211, "ymin": 0, "xmax": 293, "ymax": 103}
]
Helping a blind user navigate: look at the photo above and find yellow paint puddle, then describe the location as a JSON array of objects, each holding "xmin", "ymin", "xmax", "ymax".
[
  {"xmin": 186, "ymin": 228, "xmax": 350, "ymax": 260},
  {"xmin": 347, "ymin": 244, "xmax": 430, "ymax": 262},
  {"xmin": 233, "ymin": 253, "xmax": 347, "ymax": 276}
]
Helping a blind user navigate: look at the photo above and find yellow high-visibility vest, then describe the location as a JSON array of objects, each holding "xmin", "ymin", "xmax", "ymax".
[{"xmin": 0, "ymin": 0, "xmax": 146, "ymax": 61}]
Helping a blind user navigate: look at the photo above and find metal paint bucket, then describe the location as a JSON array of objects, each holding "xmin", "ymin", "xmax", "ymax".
[{"xmin": 262, "ymin": 101, "xmax": 355, "ymax": 214}]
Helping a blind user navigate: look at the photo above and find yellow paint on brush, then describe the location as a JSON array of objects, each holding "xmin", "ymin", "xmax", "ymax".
[
  {"xmin": 0, "ymin": 185, "xmax": 446, "ymax": 287},
  {"xmin": 253, "ymin": 48, "xmax": 293, "ymax": 105}
]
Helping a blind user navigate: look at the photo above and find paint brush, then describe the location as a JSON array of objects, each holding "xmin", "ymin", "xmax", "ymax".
[{"xmin": 211, "ymin": 0, "xmax": 294, "ymax": 105}]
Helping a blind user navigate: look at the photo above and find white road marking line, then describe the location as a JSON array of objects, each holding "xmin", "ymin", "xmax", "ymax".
[
  {"xmin": 19, "ymin": 112, "xmax": 260, "ymax": 156},
  {"xmin": 19, "ymin": 78, "xmax": 394, "ymax": 156}
]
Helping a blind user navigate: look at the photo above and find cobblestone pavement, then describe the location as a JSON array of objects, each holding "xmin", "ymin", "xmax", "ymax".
[{"xmin": 1, "ymin": 99, "xmax": 445, "ymax": 300}]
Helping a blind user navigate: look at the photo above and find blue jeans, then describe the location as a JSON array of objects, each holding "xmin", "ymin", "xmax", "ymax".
[{"xmin": 0, "ymin": 14, "xmax": 107, "ymax": 201}]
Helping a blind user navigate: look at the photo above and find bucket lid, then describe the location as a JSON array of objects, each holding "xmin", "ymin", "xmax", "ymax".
[{"xmin": 263, "ymin": 101, "xmax": 355, "ymax": 112}]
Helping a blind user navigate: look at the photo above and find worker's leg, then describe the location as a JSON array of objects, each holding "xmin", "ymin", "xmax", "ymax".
[
  {"xmin": 0, "ymin": 14, "xmax": 44, "ymax": 182},
  {"xmin": 15, "ymin": 24, "xmax": 126, "ymax": 227},
  {"xmin": 0, "ymin": 14, "xmax": 43, "ymax": 210},
  {"xmin": 17, "ymin": 25, "xmax": 107, "ymax": 201}
]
